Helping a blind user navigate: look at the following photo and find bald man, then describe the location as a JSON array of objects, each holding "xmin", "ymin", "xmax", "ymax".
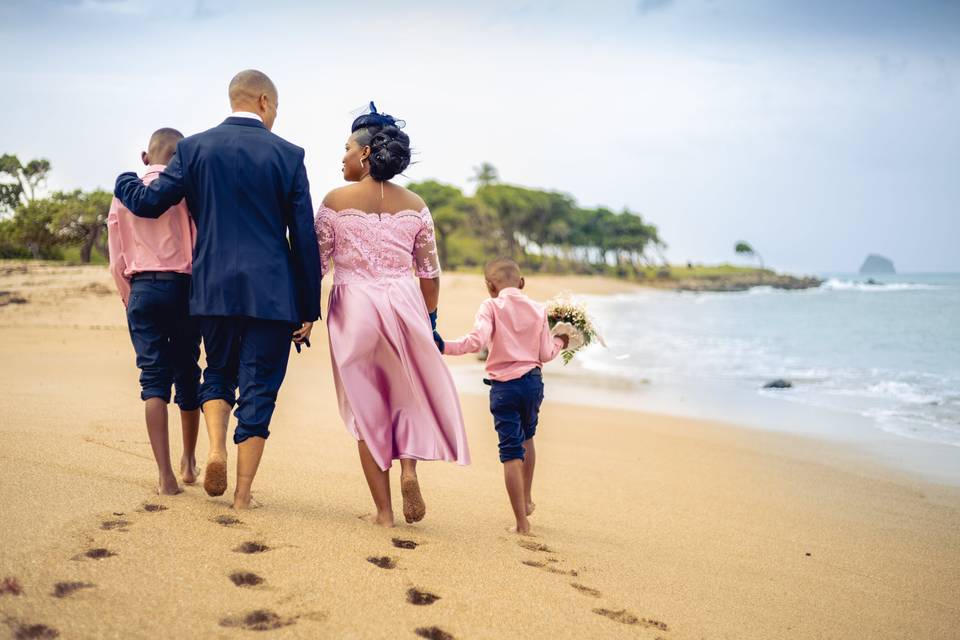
[{"xmin": 114, "ymin": 70, "xmax": 321, "ymax": 509}]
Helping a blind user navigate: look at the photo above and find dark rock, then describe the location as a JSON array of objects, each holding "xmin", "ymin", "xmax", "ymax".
[
  {"xmin": 859, "ymin": 254, "xmax": 895, "ymax": 274},
  {"xmin": 763, "ymin": 379, "xmax": 793, "ymax": 389}
]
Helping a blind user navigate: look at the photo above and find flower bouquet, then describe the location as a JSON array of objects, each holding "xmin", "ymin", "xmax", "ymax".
[{"xmin": 545, "ymin": 293, "xmax": 605, "ymax": 364}]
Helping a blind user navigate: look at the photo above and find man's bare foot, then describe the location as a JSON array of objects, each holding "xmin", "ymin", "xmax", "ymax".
[
  {"xmin": 203, "ymin": 453, "xmax": 228, "ymax": 497},
  {"xmin": 180, "ymin": 457, "xmax": 199, "ymax": 485},
  {"xmin": 526, "ymin": 501, "xmax": 536, "ymax": 516},
  {"xmin": 509, "ymin": 521, "xmax": 533, "ymax": 535},
  {"xmin": 400, "ymin": 474, "xmax": 426, "ymax": 524},
  {"xmin": 158, "ymin": 473, "xmax": 182, "ymax": 496}
]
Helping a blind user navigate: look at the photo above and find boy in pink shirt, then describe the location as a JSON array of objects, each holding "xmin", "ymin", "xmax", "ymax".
[
  {"xmin": 107, "ymin": 128, "xmax": 201, "ymax": 495},
  {"xmin": 439, "ymin": 258, "xmax": 568, "ymax": 534}
]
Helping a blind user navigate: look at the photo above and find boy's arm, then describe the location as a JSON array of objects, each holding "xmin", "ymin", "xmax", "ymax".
[
  {"xmin": 442, "ymin": 301, "xmax": 494, "ymax": 356},
  {"xmin": 538, "ymin": 314, "xmax": 567, "ymax": 362},
  {"xmin": 114, "ymin": 145, "xmax": 187, "ymax": 219},
  {"xmin": 106, "ymin": 198, "xmax": 131, "ymax": 306}
]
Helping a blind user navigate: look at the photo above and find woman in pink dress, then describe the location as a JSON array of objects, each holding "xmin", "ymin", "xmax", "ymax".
[{"xmin": 311, "ymin": 103, "xmax": 470, "ymax": 527}]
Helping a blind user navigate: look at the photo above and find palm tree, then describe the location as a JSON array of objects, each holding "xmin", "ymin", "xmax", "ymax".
[{"xmin": 734, "ymin": 240, "xmax": 764, "ymax": 268}]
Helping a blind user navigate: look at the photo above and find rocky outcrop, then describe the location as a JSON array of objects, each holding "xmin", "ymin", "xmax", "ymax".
[
  {"xmin": 859, "ymin": 254, "xmax": 895, "ymax": 274},
  {"xmin": 763, "ymin": 379, "xmax": 793, "ymax": 389},
  {"xmin": 652, "ymin": 272, "xmax": 822, "ymax": 293}
]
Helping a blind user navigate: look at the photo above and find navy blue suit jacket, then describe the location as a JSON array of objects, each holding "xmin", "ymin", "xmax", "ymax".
[{"xmin": 114, "ymin": 117, "xmax": 321, "ymax": 324}]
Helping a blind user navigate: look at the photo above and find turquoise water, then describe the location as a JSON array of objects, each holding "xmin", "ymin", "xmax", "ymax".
[{"xmin": 580, "ymin": 273, "xmax": 960, "ymax": 449}]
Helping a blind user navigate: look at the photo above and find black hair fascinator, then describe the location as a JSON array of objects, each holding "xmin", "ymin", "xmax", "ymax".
[{"xmin": 350, "ymin": 101, "xmax": 406, "ymax": 132}]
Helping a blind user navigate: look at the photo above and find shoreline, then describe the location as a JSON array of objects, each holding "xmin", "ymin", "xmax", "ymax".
[{"xmin": 2, "ymin": 263, "xmax": 959, "ymax": 638}]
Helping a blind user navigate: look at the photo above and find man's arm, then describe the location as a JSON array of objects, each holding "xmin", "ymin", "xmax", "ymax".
[
  {"xmin": 114, "ymin": 145, "xmax": 187, "ymax": 219},
  {"xmin": 288, "ymin": 156, "xmax": 321, "ymax": 322},
  {"xmin": 106, "ymin": 198, "xmax": 131, "ymax": 305},
  {"xmin": 443, "ymin": 302, "xmax": 494, "ymax": 356}
]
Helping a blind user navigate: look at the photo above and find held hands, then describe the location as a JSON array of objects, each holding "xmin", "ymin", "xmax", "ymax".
[
  {"xmin": 293, "ymin": 321, "xmax": 313, "ymax": 354},
  {"xmin": 429, "ymin": 309, "xmax": 445, "ymax": 353}
]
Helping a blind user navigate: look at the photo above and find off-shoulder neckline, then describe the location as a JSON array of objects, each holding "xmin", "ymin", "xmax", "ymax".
[{"xmin": 319, "ymin": 205, "xmax": 429, "ymax": 217}]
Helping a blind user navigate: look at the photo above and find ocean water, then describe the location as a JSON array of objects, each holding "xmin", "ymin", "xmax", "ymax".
[{"xmin": 577, "ymin": 273, "xmax": 960, "ymax": 450}]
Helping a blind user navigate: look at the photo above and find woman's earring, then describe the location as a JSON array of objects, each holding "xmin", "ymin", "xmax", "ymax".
[{"xmin": 359, "ymin": 158, "xmax": 365, "ymax": 170}]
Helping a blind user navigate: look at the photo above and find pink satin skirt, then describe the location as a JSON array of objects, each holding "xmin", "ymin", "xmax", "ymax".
[{"xmin": 326, "ymin": 277, "xmax": 470, "ymax": 471}]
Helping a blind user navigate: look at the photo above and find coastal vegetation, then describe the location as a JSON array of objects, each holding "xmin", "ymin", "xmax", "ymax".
[{"xmin": 1, "ymin": 153, "xmax": 819, "ymax": 290}]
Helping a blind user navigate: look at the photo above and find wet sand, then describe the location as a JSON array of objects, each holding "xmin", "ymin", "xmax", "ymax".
[{"xmin": 1, "ymin": 262, "xmax": 958, "ymax": 639}]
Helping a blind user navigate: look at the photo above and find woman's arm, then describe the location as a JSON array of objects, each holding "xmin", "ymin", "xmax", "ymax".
[{"xmin": 419, "ymin": 277, "xmax": 439, "ymax": 313}]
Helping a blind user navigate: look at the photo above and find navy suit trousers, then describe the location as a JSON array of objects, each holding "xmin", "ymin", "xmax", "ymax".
[
  {"xmin": 197, "ymin": 317, "xmax": 294, "ymax": 444},
  {"xmin": 125, "ymin": 276, "xmax": 201, "ymax": 410}
]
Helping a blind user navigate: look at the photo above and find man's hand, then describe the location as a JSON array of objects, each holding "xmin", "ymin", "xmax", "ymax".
[{"xmin": 293, "ymin": 321, "xmax": 313, "ymax": 344}]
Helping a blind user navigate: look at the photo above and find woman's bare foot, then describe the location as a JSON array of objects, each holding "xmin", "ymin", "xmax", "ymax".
[
  {"xmin": 509, "ymin": 520, "xmax": 532, "ymax": 535},
  {"xmin": 400, "ymin": 474, "xmax": 426, "ymax": 524},
  {"xmin": 158, "ymin": 472, "xmax": 182, "ymax": 496},
  {"xmin": 232, "ymin": 490, "xmax": 260, "ymax": 510},
  {"xmin": 203, "ymin": 453, "xmax": 228, "ymax": 497},
  {"xmin": 526, "ymin": 501, "xmax": 536, "ymax": 516},
  {"xmin": 180, "ymin": 456, "xmax": 199, "ymax": 485}
]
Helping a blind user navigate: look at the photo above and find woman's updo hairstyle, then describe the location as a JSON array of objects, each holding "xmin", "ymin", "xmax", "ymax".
[{"xmin": 351, "ymin": 102, "xmax": 411, "ymax": 182}]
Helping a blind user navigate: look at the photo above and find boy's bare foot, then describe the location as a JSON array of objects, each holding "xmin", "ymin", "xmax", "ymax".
[
  {"xmin": 360, "ymin": 512, "xmax": 395, "ymax": 528},
  {"xmin": 204, "ymin": 453, "xmax": 228, "ymax": 497},
  {"xmin": 180, "ymin": 457, "xmax": 199, "ymax": 485},
  {"xmin": 526, "ymin": 501, "xmax": 536, "ymax": 516},
  {"xmin": 400, "ymin": 474, "xmax": 426, "ymax": 523},
  {"xmin": 158, "ymin": 473, "xmax": 182, "ymax": 496}
]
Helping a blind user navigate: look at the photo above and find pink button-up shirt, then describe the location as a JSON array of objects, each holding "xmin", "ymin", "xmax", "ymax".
[
  {"xmin": 444, "ymin": 287, "xmax": 565, "ymax": 381},
  {"xmin": 107, "ymin": 164, "xmax": 194, "ymax": 305}
]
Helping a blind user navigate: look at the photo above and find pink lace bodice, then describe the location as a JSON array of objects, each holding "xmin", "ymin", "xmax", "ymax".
[{"xmin": 314, "ymin": 205, "xmax": 442, "ymax": 285}]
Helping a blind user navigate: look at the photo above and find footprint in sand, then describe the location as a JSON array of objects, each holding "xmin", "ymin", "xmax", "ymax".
[
  {"xmin": 516, "ymin": 540, "xmax": 553, "ymax": 553},
  {"xmin": 521, "ymin": 560, "xmax": 578, "ymax": 577},
  {"xmin": 367, "ymin": 556, "xmax": 397, "ymax": 569},
  {"xmin": 141, "ymin": 503, "xmax": 167, "ymax": 513},
  {"xmin": 11, "ymin": 622, "xmax": 59, "ymax": 639},
  {"xmin": 570, "ymin": 583, "xmax": 601, "ymax": 597},
  {"xmin": 1, "ymin": 577, "xmax": 23, "ymax": 595},
  {"xmin": 51, "ymin": 582, "xmax": 95, "ymax": 598},
  {"xmin": 82, "ymin": 548, "xmax": 116, "ymax": 560},
  {"xmin": 415, "ymin": 626, "xmax": 455, "ymax": 640},
  {"xmin": 593, "ymin": 608, "xmax": 669, "ymax": 631},
  {"xmin": 212, "ymin": 515, "xmax": 242, "ymax": 527},
  {"xmin": 392, "ymin": 538, "xmax": 418, "ymax": 550},
  {"xmin": 229, "ymin": 572, "xmax": 264, "ymax": 587},
  {"xmin": 219, "ymin": 610, "xmax": 294, "ymax": 631},
  {"xmin": 100, "ymin": 519, "xmax": 131, "ymax": 531},
  {"xmin": 406, "ymin": 588, "xmax": 440, "ymax": 606},
  {"xmin": 234, "ymin": 541, "xmax": 269, "ymax": 554}
]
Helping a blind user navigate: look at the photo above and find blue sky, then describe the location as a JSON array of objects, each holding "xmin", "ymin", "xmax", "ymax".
[{"xmin": 2, "ymin": 0, "xmax": 958, "ymax": 272}]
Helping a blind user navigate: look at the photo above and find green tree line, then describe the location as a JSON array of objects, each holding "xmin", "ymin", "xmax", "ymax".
[
  {"xmin": 409, "ymin": 164, "xmax": 665, "ymax": 276},
  {"xmin": 1, "ymin": 154, "xmax": 110, "ymax": 262}
]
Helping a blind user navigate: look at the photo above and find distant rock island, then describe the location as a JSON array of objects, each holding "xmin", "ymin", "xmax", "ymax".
[{"xmin": 859, "ymin": 254, "xmax": 896, "ymax": 274}]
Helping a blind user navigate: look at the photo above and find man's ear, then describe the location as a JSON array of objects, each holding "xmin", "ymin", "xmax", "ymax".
[
  {"xmin": 141, "ymin": 151, "xmax": 149, "ymax": 166},
  {"xmin": 518, "ymin": 277, "xmax": 525, "ymax": 290}
]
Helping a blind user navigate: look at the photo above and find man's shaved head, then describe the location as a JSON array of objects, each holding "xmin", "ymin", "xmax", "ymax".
[
  {"xmin": 484, "ymin": 258, "xmax": 523, "ymax": 290},
  {"xmin": 146, "ymin": 127, "xmax": 183, "ymax": 165},
  {"xmin": 229, "ymin": 69, "xmax": 277, "ymax": 107},
  {"xmin": 228, "ymin": 69, "xmax": 279, "ymax": 130}
]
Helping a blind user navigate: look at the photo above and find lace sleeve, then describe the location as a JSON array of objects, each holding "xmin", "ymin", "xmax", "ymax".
[
  {"xmin": 314, "ymin": 206, "xmax": 335, "ymax": 279},
  {"xmin": 413, "ymin": 207, "xmax": 442, "ymax": 278}
]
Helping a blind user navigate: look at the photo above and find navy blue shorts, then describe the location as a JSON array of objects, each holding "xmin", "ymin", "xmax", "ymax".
[
  {"xmin": 488, "ymin": 368, "xmax": 544, "ymax": 463},
  {"xmin": 125, "ymin": 275, "xmax": 201, "ymax": 410}
]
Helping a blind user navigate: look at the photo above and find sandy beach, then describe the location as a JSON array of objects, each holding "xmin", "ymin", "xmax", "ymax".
[{"xmin": 1, "ymin": 262, "xmax": 959, "ymax": 639}]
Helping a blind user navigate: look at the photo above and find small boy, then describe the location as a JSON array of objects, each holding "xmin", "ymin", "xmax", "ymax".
[
  {"xmin": 438, "ymin": 258, "xmax": 568, "ymax": 534},
  {"xmin": 107, "ymin": 128, "xmax": 201, "ymax": 495}
]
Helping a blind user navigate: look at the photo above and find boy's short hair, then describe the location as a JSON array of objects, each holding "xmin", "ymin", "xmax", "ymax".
[
  {"xmin": 148, "ymin": 128, "xmax": 184, "ymax": 164},
  {"xmin": 484, "ymin": 258, "xmax": 522, "ymax": 289}
]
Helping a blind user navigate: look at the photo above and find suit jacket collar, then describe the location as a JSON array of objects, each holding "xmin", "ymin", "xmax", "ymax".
[{"xmin": 222, "ymin": 116, "xmax": 266, "ymax": 129}]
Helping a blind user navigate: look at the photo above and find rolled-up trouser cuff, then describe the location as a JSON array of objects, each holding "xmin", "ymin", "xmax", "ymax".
[
  {"xmin": 198, "ymin": 387, "xmax": 237, "ymax": 408},
  {"xmin": 234, "ymin": 424, "xmax": 270, "ymax": 444},
  {"xmin": 141, "ymin": 388, "xmax": 172, "ymax": 404}
]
